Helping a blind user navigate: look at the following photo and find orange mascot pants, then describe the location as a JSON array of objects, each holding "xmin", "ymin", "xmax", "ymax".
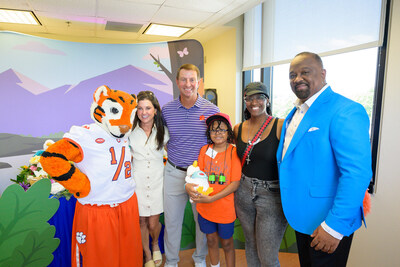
[{"xmin": 71, "ymin": 193, "xmax": 143, "ymax": 267}]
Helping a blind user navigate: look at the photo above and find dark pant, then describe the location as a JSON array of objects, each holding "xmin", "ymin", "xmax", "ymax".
[{"xmin": 295, "ymin": 231, "xmax": 353, "ymax": 267}]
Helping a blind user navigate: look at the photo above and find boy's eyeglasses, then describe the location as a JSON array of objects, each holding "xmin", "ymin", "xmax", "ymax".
[
  {"xmin": 210, "ymin": 129, "xmax": 228, "ymax": 134},
  {"xmin": 244, "ymin": 94, "xmax": 267, "ymax": 103}
]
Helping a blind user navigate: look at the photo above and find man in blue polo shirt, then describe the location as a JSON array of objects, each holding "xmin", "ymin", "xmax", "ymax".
[{"xmin": 162, "ymin": 64, "xmax": 219, "ymax": 267}]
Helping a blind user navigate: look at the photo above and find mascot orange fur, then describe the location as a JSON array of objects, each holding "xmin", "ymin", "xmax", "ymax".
[{"xmin": 40, "ymin": 85, "xmax": 143, "ymax": 267}]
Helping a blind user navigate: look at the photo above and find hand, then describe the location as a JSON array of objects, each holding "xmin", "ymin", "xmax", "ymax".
[
  {"xmin": 190, "ymin": 193, "xmax": 213, "ymax": 203},
  {"xmin": 310, "ymin": 225, "xmax": 340, "ymax": 254},
  {"xmin": 185, "ymin": 183, "xmax": 199, "ymax": 199}
]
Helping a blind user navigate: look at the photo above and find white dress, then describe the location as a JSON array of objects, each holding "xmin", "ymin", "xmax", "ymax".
[{"xmin": 129, "ymin": 125, "xmax": 169, "ymax": 216}]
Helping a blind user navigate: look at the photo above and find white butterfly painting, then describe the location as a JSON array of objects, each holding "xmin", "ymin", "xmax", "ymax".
[{"xmin": 177, "ymin": 47, "xmax": 189, "ymax": 57}]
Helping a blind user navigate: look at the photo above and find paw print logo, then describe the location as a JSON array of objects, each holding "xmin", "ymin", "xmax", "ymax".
[{"xmin": 76, "ymin": 232, "xmax": 86, "ymax": 244}]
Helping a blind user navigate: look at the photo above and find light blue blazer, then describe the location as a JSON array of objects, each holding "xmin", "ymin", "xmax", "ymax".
[{"xmin": 276, "ymin": 87, "xmax": 372, "ymax": 236}]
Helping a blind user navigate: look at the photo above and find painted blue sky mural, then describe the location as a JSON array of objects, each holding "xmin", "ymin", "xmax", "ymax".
[{"xmin": 0, "ymin": 32, "xmax": 172, "ymax": 89}]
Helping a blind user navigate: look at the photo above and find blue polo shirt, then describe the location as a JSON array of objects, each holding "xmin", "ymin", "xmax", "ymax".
[{"xmin": 162, "ymin": 95, "xmax": 219, "ymax": 168}]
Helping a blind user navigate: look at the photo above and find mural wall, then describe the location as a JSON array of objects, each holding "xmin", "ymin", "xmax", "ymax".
[
  {"xmin": 0, "ymin": 32, "xmax": 298, "ymax": 255},
  {"xmin": 0, "ymin": 31, "xmax": 204, "ymax": 193}
]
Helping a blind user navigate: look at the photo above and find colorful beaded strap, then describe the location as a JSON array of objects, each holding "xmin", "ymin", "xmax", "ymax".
[{"xmin": 241, "ymin": 116, "xmax": 273, "ymax": 167}]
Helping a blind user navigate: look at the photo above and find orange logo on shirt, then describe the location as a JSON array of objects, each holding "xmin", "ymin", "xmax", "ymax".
[
  {"xmin": 200, "ymin": 115, "xmax": 205, "ymax": 120},
  {"xmin": 95, "ymin": 138, "xmax": 105, "ymax": 144}
]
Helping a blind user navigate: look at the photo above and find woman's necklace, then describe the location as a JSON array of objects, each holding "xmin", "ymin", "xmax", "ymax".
[
  {"xmin": 245, "ymin": 134, "xmax": 256, "ymax": 165},
  {"xmin": 247, "ymin": 118, "xmax": 264, "ymax": 145},
  {"xmin": 247, "ymin": 121, "xmax": 255, "ymax": 145},
  {"xmin": 244, "ymin": 116, "xmax": 272, "ymax": 165},
  {"xmin": 246, "ymin": 121, "xmax": 258, "ymax": 164}
]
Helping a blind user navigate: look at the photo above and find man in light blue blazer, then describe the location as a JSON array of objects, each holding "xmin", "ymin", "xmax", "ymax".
[{"xmin": 277, "ymin": 52, "xmax": 372, "ymax": 267}]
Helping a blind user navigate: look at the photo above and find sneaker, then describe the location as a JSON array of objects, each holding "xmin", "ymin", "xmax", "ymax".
[{"xmin": 194, "ymin": 261, "xmax": 207, "ymax": 267}]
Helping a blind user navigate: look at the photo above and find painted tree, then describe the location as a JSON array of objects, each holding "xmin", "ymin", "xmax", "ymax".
[{"xmin": 151, "ymin": 40, "xmax": 205, "ymax": 98}]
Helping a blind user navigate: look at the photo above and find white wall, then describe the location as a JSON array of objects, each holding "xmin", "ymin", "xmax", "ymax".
[{"xmin": 348, "ymin": 0, "xmax": 400, "ymax": 265}]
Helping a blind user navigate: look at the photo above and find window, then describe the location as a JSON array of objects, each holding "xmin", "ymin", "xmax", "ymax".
[{"xmin": 243, "ymin": 0, "xmax": 385, "ymax": 70}]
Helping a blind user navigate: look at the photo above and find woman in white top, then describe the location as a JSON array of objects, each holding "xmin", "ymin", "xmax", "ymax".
[{"xmin": 129, "ymin": 91, "xmax": 169, "ymax": 267}]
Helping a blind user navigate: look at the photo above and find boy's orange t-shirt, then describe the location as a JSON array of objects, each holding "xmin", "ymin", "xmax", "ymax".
[{"xmin": 196, "ymin": 143, "xmax": 242, "ymax": 224}]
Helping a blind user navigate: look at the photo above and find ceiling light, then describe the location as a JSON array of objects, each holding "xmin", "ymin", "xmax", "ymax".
[
  {"xmin": 144, "ymin": 23, "xmax": 191, "ymax": 37},
  {"xmin": 0, "ymin": 9, "xmax": 41, "ymax": 25}
]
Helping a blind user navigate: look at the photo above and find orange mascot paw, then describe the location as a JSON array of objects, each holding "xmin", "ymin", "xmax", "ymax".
[{"xmin": 40, "ymin": 139, "xmax": 90, "ymax": 198}]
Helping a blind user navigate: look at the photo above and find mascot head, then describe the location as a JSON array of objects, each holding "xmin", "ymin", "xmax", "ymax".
[{"xmin": 90, "ymin": 85, "xmax": 137, "ymax": 138}]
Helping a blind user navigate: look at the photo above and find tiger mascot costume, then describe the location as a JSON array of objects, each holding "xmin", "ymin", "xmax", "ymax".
[{"xmin": 40, "ymin": 85, "xmax": 143, "ymax": 267}]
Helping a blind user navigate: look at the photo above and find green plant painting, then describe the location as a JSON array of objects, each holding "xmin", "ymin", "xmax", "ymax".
[{"xmin": 0, "ymin": 179, "xmax": 60, "ymax": 266}]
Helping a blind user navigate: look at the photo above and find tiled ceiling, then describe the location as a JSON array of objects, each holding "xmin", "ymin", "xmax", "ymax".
[{"xmin": 0, "ymin": 0, "xmax": 262, "ymax": 43}]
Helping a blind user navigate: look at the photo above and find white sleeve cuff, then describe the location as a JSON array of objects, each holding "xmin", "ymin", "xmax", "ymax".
[{"xmin": 321, "ymin": 221, "xmax": 343, "ymax": 240}]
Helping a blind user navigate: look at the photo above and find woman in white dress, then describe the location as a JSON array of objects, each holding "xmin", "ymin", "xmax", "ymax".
[{"xmin": 129, "ymin": 91, "xmax": 169, "ymax": 267}]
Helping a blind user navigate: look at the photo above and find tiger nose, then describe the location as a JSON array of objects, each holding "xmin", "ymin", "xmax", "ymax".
[{"xmin": 119, "ymin": 125, "xmax": 130, "ymax": 134}]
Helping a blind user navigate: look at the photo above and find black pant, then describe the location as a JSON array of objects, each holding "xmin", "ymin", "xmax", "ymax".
[{"xmin": 295, "ymin": 231, "xmax": 354, "ymax": 267}]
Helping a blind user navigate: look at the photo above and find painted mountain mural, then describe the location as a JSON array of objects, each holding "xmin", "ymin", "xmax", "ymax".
[{"xmin": 0, "ymin": 65, "xmax": 173, "ymax": 137}]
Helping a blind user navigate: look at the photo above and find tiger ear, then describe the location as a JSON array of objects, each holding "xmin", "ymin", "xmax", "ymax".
[{"xmin": 93, "ymin": 85, "xmax": 110, "ymax": 103}]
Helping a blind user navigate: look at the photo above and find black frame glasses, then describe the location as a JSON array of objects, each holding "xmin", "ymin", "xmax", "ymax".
[{"xmin": 210, "ymin": 129, "xmax": 228, "ymax": 134}]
